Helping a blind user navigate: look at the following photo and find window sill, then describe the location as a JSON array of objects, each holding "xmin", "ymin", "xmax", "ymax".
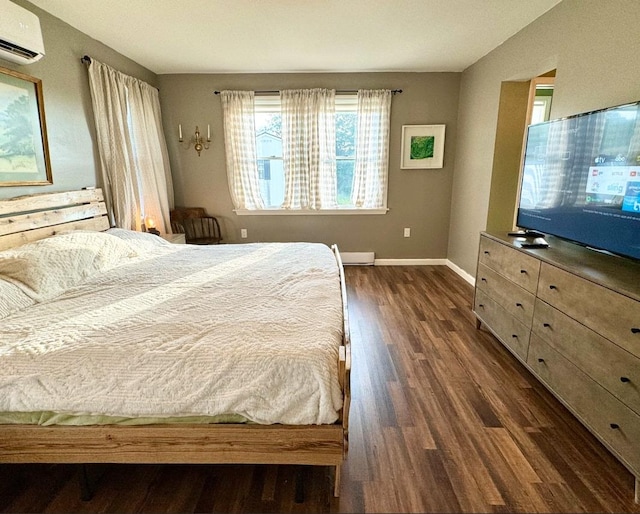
[{"xmin": 234, "ymin": 207, "xmax": 389, "ymax": 216}]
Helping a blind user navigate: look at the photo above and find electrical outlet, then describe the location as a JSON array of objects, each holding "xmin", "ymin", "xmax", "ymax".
[
  {"xmin": 403, "ymin": 227, "xmax": 411, "ymax": 238},
  {"xmin": 240, "ymin": 228, "xmax": 248, "ymax": 238}
]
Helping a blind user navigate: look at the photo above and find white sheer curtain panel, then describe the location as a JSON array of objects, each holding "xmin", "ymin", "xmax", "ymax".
[
  {"xmin": 87, "ymin": 61, "xmax": 138, "ymax": 229},
  {"xmin": 127, "ymin": 80, "xmax": 174, "ymax": 231},
  {"xmin": 87, "ymin": 59, "xmax": 174, "ymax": 232},
  {"xmin": 281, "ymin": 89, "xmax": 336, "ymax": 209},
  {"xmin": 351, "ymin": 89, "xmax": 392, "ymax": 208},
  {"xmin": 220, "ymin": 91, "xmax": 264, "ymax": 210}
]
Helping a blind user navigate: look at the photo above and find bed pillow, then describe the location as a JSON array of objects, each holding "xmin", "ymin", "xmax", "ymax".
[
  {"xmin": 106, "ymin": 228, "xmax": 172, "ymax": 247},
  {"xmin": 0, "ymin": 278, "xmax": 35, "ymax": 319},
  {"xmin": 0, "ymin": 231, "xmax": 137, "ymax": 302}
]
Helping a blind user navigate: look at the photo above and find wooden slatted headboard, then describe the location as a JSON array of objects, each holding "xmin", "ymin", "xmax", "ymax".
[{"xmin": 0, "ymin": 188, "xmax": 109, "ymax": 251}]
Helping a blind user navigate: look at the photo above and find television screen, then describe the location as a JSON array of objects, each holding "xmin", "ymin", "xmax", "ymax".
[{"xmin": 516, "ymin": 100, "xmax": 640, "ymax": 261}]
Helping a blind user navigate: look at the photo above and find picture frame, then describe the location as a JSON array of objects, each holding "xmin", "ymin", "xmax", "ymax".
[
  {"xmin": 400, "ymin": 124, "xmax": 445, "ymax": 169},
  {"xmin": 0, "ymin": 66, "xmax": 52, "ymax": 186}
]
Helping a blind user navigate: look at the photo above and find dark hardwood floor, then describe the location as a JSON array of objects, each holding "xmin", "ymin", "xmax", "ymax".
[{"xmin": 1, "ymin": 265, "xmax": 638, "ymax": 513}]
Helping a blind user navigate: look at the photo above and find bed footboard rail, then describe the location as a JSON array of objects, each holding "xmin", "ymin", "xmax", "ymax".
[{"xmin": 0, "ymin": 424, "xmax": 344, "ymax": 465}]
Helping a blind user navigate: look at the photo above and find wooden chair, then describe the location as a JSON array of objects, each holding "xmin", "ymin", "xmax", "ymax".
[{"xmin": 170, "ymin": 207, "xmax": 222, "ymax": 245}]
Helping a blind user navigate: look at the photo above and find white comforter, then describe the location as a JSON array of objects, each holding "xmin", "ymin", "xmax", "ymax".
[{"xmin": 0, "ymin": 235, "xmax": 344, "ymax": 425}]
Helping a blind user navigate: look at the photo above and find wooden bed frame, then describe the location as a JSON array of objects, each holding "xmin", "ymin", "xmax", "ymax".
[{"xmin": 0, "ymin": 188, "xmax": 351, "ymax": 497}]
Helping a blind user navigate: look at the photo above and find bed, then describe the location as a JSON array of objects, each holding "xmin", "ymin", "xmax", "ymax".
[{"xmin": 0, "ymin": 188, "xmax": 351, "ymax": 497}]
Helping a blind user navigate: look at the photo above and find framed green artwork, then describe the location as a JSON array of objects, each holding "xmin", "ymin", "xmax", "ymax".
[
  {"xmin": 400, "ymin": 124, "xmax": 445, "ymax": 169},
  {"xmin": 0, "ymin": 65, "xmax": 52, "ymax": 186}
]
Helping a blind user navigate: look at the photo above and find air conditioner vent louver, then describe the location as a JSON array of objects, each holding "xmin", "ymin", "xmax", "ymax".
[{"xmin": 0, "ymin": 39, "xmax": 39, "ymax": 60}]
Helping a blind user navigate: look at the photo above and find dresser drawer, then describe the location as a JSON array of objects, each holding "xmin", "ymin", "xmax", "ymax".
[
  {"xmin": 537, "ymin": 263, "xmax": 640, "ymax": 358},
  {"xmin": 476, "ymin": 263, "xmax": 535, "ymax": 326},
  {"xmin": 533, "ymin": 299, "xmax": 640, "ymax": 415},
  {"xmin": 478, "ymin": 236, "xmax": 540, "ymax": 293},
  {"xmin": 475, "ymin": 290, "xmax": 530, "ymax": 361},
  {"xmin": 528, "ymin": 335, "xmax": 640, "ymax": 475}
]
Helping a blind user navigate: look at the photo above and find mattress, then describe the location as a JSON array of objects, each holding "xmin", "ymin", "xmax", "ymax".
[{"xmin": 0, "ymin": 232, "xmax": 344, "ymax": 426}]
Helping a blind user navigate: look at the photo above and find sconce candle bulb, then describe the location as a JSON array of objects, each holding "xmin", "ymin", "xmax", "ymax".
[{"xmin": 178, "ymin": 124, "xmax": 183, "ymax": 141}]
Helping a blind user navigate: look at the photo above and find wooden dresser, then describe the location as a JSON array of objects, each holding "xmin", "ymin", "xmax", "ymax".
[{"xmin": 474, "ymin": 231, "xmax": 640, "ymax": 502}]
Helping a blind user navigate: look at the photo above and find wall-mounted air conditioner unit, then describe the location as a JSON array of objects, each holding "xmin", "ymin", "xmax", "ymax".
[{"xmin": 0, "ymin": 0, "xmax": 45, "ymax": 65}]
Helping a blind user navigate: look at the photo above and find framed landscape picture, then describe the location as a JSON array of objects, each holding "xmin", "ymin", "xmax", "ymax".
[
  {"xmin": 0, "ymin": 66, "xmax": 52, "ymax": 186},
  {"xmin": 400, "ymin": 124, "xmax": 445, "ymax": 169}
]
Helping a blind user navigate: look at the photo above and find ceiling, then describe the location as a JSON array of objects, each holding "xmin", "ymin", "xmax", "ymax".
[{"xmin": 28, "ymin": 0, "xmax": 563, "ymax": 75}]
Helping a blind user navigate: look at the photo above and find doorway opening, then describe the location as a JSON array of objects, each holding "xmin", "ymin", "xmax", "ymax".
[{"xmin": 485, "ymin": 71, "xmax": 555, "ymax": 232}]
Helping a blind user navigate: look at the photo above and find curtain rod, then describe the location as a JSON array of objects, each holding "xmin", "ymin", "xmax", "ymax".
[
  {"xmin": 213, "ymin": 89, "xmax": 402, "ymax": 95},
  {"xmin": 79, "ymin": 55, "xmax": 160, "ymax": 91}
]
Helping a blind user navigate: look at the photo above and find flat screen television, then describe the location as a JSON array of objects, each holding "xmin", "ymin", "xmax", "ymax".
[{"xmin": 516, "ymin": 100, "xmax": 640, "ymax": 261}]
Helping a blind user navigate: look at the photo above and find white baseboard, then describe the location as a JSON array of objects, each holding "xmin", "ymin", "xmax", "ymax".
[
  {"xmin": 345, "ymin": 255, "xmax": 476, "ymax": 286},
  {"xmin": 374, "ymin": 258, "xmax": 447, "ymax": 266},
  {"xmin": 446, "ymin": 260, "xmax": 475, "ymax": 286}
]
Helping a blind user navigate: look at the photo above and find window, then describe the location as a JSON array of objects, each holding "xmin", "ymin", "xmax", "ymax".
[
  {"xmin": 221, "ymin": 89, "xmax": 391, "ymax": 214},
  {"xmin": 255, "ymin": 95, "xmax": 360, "ymax": 209},
  {"xmin": 87, "ymin": 59, "xmax": 173, "ymax": 231},
  {"xmin": 255, "ymin": 96, "xmax": 284, "ymax": 208},
  {"xmin": 335, "ymin": 97, "xmax": 358, "ymax": 206}
]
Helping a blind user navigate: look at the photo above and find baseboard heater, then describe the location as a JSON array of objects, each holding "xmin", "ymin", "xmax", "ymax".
[{"xmin": 340, "ymin": 252, "xmax": 375, "ymax": 265}]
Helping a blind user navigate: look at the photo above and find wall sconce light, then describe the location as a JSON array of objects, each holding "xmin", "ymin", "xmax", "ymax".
[{"xmin": 179, "ymin": 124, "xmax": 210, "ymax": 156}]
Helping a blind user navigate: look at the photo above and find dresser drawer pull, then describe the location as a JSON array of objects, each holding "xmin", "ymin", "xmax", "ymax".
[
  {"xmin": 543, "ymin": 323, "xmax": 551, "ymax": 328},
  {"xmin": 520, "ymin": 269, "xmax": 527, "ymax": 274},
  {"xmin": 481, "ymin": 277, "xmax": 487, "ymax": 283},
  {"xmin": 537, "ymin": 358, "xmax": 545, "ymax": 363},
  {"xmin": 511, "ymin": 334, "xmax": 518, "ymax": 339},
  {"xmin": 610, "ymin": 423, "xmax": 620, "ymax": 430},
  {"xmin": 632, "ymin": 328, "xmax": 640, "ymax": 334},
  {"xmin": 478, "ymin": 304, "xmax": 484, "ymax": 309},
  {"xmin": 549, "ymin": 285, "xmax": 557, "ymax": 290},
  {"xmin": 515, "ymin": 302, "xmax": 523, "ymax": 308},
  {"xmin": 484, "ymin": 250, "xmax": 489, "ymax": 255},
  {"xmin": 620, "ymin": 376, "xmax": 631, "ymax": 383}
]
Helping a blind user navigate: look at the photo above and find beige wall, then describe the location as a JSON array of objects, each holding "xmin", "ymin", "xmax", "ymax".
[
  {"xmin": 448, "ymin": 0, "xmax": 640, "ymax": 276},
  {"xmin": 158, "ymin": 73, "xmax": 460, "ymax": 258},
  {"xmin": 0, "ymin": 0, "xmax": 157, "ymax": 200}
]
